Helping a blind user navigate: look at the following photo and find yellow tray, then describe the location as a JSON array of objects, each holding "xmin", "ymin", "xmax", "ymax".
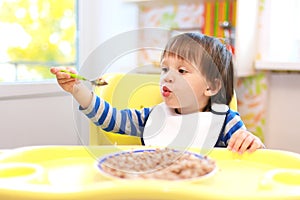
[{"xmin": 0, "ymin": 145, "xmax": 300, "ymax": 200}]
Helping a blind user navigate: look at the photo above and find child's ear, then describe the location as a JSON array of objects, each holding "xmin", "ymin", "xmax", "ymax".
[{"xmin": 204, "ymin": 79, "xmax": 222, "ymax": 96}]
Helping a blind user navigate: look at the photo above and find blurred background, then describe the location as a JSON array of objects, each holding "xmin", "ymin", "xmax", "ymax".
[{"xmin": 0, "ymin": 0, "xmax": 299, "ymax": 154}]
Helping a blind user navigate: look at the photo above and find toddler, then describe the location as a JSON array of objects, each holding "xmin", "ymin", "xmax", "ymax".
[{"xmin": 51, "ymin": 33, "xmax": 265, "ymax": 154}]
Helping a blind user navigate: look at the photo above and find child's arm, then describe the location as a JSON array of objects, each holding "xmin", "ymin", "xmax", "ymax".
[
  {"xmin": 80, "ymin": 94, "xmax": 151, "ymax": 136},
  {"xmin": 51, "ymin": 66, "xmax": 151, "ymax": 136},
  {"xmin": 50, "ymin": 67, "xmax": 92, "ymax": 109}
]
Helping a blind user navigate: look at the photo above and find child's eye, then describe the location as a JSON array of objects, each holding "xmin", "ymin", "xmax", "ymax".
[
  {"xmin": 178, "ymin": 68, "xmax": 188, "ymax": 74},
  {"xmin": 161, "ymin": 66, "xmax": 168, "ymax": 73}
]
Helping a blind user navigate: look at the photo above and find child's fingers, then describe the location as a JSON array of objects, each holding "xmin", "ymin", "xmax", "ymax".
[
  {"xmin": 238, "ymin": 135, "xmax": 254, "ymax": 154},
  {"xmin": 58, "ymin": 78, "xmax": 77, "ymax": 93},
  {"xmin": 50, "ymin": 66, "xmax": 78, "ymax": 93},
  {"xmin": 247, "ymin": 138, "xmax": 265, "ymax": 153},
  {"xmin": 227, "ymin": 132, "xmax": 246, "ymax": 152},
  {"xmin": 227, "ymin": 135, "xmax": 235, "ymax": 150},
  {"xmin": 57, "ymin": 76, "xmax": 74, "ymax": 85},
  {"xmin": 50, "ymin": 67, "xmax": 59, "ymax": 74},
  {"xmin": 50, "ymin": 67, "xmax": 65, "ymax": 74},
  {"xmin": 247, "ymin": 142, "xmax": 258, "ymax": 153},
  {"xmin": 246, "ymin": 140, "xmax": 261, "ymax": 153},
  {"xmin": 228, "ymin": 130, "xmax": 265, "ymax": 154}
]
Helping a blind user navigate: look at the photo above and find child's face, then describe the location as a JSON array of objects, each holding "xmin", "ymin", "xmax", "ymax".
[{"xmin": 160, "ymin": 55, "xmax": 210, "ymax": 113}]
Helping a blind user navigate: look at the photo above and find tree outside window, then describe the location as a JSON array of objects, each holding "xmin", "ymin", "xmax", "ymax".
[{"xmin": 0, "ymin": 0, "xmax": 76, "ymax": 82}]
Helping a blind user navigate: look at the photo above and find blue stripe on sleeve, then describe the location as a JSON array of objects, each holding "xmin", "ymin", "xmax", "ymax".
[
  {"xmin": 135, "ymin": 110, "xmax": 144, "ymax": 133},
  {"xmin": 223, "ymin": 117, "xmax": 245, "ymax": 142},
  {"xmin": 119, "ymin": 110, "xmax": 127, "ymax": 134},
  {"xmin": 86, "ymin": 97, "xmax": 100, "ymax": 118},
  {"xmin": 225, "ymin": 110, "xmax": 237, "ymax": 124},
  {"xmin": 103, "ymin": 108, "xmax": 117, "ymax": 132},
  {"xmin": 216, "ymin": 109, "xmax": 245, "ymax": 144},
  {"xmin": 95, "ymin": 101, "xmax": 110, "ymax": 126},
  {"xmin": 143, "ymin": 108, "xmax": 150, "ymax": 123}
]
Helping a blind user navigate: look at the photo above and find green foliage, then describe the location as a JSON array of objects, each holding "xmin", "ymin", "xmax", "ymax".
[{"xmin": 0, "ymin": 0, "xmax": 76, "ymax": 81}]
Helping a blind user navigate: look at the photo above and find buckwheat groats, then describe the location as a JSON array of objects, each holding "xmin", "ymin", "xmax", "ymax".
[{"xmin": 99, "ymin": 148, "xmax": 216, "ymax": 180}]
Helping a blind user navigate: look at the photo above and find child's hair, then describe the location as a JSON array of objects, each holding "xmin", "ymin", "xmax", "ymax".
[{"xmin": 161, "ymin": 32, "xmax": 234, "ymax": 107}]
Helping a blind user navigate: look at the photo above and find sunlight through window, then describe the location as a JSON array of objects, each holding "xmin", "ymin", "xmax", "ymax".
[{"xmin": 0, "ymin": 0, "xmax": 77, "ymax": 82}]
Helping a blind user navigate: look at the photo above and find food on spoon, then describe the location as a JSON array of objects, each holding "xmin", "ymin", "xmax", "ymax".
[
  {"xmin": 98, "ymin": 148, "xmax": 216, "ymax": 180},
  {"xmin": 94, "ymin": 77, "xmax": 108, "ymax": 86}
]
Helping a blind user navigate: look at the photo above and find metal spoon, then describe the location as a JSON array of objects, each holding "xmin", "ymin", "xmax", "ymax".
[{"xmin": 60, "ymin": 70, "xmax": 108, "ymax": 86}]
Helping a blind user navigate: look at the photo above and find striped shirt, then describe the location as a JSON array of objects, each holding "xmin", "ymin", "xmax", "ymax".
[{"xmin": 80, "ymin": 94, "xmax": 246, "ymax": 147}]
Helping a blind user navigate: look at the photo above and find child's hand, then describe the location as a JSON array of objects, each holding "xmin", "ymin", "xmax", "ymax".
[
  {"xmin": 227, "ymin": 129, "xmax": 265, "ymax": 154},
  {"xmin": 50, "ymin": 67, "xmax": 79, "ymax": 93}
]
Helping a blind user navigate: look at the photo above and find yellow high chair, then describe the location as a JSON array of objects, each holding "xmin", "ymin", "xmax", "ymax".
[{"xmin": 90, "ymin": 73, "xmax": 237, "ymax": 145}]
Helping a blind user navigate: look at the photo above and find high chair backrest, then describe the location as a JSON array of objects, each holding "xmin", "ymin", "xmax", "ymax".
[{"xmin": 90, "ymin": 73, "xmax": 237, "ymax": 145}]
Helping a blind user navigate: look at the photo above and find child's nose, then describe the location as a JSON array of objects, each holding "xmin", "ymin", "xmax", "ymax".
[{"xmin": 163, "ymin": 70, "xmax": 175, "ymax": 83}]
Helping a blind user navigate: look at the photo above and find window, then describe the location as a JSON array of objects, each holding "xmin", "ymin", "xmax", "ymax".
[
  {"xmin": 0, "ymin": 0, "xmax": 77, "ymax": 82},
  {"xmin": 256, "ymin": 0, "xmax": 300, "ymax": 70}
]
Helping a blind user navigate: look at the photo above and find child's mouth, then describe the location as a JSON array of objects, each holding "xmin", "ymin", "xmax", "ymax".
[{"xmin": 162, "ymin": 86, "xmax": 171, "ymax": 97}]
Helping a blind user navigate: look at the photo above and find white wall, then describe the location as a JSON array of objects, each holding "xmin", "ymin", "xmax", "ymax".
[
  {"xmin": 0, "ymin": 83, "xmax": 80, "ymax": 148},
  {"xmin": 264, "ymin": 73, "xmax": 300, "ymax": 154},
  {"xmin": 78, "ymin": 0, "xmax": 138, "ymax": 69}
]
